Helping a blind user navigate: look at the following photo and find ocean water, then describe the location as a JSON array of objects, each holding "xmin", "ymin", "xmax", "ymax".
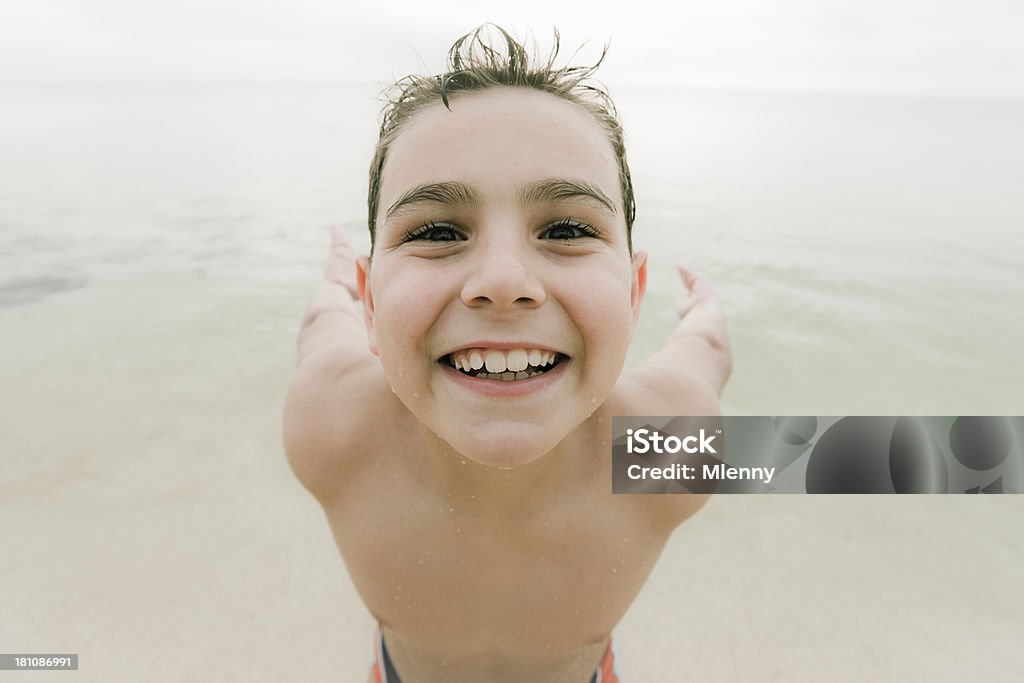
[{"xmin": 1, "ymin": 83, "xmax": 1022, "ymax": 432}]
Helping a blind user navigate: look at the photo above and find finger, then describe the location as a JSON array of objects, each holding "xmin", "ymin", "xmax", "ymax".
[
  {"xmin": 677, "ymin": 264, "xmax": 714, "ymax": 298},
  {"xmin": 676, "ymin": 297, "xmax": 697, "ymax": 318},
  {"xmin": 676, "ymin": 264, "xmax": 699, "ymax": 294},
  {"xmin": 330, "ymin": 223, "xmax": 354, "ymax": 253}
]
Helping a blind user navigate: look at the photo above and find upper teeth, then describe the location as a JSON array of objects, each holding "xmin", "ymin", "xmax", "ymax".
[{"xmin": 450, "ymin": 348, "xmax": 558, "ymax": 373}]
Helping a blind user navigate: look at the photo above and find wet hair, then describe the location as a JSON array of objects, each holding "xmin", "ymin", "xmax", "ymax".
[{"xmin": 367, "ymin": 24, "xmax": 635, "ymax": 251}]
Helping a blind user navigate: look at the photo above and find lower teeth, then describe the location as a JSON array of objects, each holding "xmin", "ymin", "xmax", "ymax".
[
  {"xmin": 470, "ymin": 370, "xmax": 538, "ymax": 381},
  {"xmin": 454, "ymin": 366, "xmax": 551, "ymax": 381}
]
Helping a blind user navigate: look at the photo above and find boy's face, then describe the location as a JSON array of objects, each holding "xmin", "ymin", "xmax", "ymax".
[{"xmin": 359, "ymin": 87, "xmax": 646, "ymax": 467}]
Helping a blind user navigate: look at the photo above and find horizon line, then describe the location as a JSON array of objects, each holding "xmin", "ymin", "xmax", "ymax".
[{"xmin": 0, "ymin": 79, "xmax": 1021, "ymax": 103}]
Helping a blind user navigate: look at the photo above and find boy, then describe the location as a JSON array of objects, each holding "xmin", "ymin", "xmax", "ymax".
[{"xmin": 284, "ymin": 25, "xmax": 731, "ymax": 683}]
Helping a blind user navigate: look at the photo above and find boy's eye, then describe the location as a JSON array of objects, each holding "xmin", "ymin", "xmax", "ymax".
[
  {"xmin": 403, "ymin": 222, "xmax": 464, "ymax": 242},
  {"xmin": 542, "ymin": 218, "xmax": 600, "ymax": 241}
]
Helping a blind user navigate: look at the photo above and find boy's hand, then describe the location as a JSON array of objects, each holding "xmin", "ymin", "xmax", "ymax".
[
  {"xmin": 670, "ymin": 264, "xmax": 731, "ymax": 394},
  {"xmin": 325, "ymin": 224, "xmax": 360, "ymax": 301},
  {"xmin": 295, "ymin": 225, "xmax": 370, "ymax": 364},
  {"xmin": 624, "ymin": 264, "xmax": 731, "ymax": 401},
  {"xmin": 674, "ymin": 265, "xmax": 725, "ymax": 336}
]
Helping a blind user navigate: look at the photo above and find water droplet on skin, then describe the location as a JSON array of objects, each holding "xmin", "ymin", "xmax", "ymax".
[
  {"xmin": 412, "ymin": 392, "xmax": 419, "ymax": 399},
  {"xmin": 611, "ymin": 567, "xmax": 617, "ymax": 574},
  {"xmin": 456, "ymin": 528, "xmax": 461, "ymax": 534},
  {"xmin": 470, "ymin": 495, "xmax": 476, "ymax": 500},
  {"xmin": 591, "ymin": 396, "xmax": 597, "ymax": 404},
  {"xmin": 460, "ymin": 460, "xmax": 467, "ymax": 465},
  {"xmin": 597, "ymin": 417, "xmax": 603, "ymax": 424},
  {"xmin": 448, "ymin": 507, "xmax": 454, "ymax": 513}
]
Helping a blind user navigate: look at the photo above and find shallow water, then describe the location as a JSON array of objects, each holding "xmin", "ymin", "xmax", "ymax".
[{"xmin": 2, "ymin": 83, "xmax": 1021, "ymax": 421}]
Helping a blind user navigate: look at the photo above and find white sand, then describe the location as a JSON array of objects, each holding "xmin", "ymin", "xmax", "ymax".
[{"xmin": 2, "ymin": 274, "xmax": 1022, "ymax": 682}]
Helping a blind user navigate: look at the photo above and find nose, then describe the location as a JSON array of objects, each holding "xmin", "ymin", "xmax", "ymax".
[{"xmin": 460, "ymin": 238, "xmax": 546, "ymax": 310}]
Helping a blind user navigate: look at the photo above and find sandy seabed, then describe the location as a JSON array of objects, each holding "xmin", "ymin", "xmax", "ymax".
[{"xmin": 2, "ymin": 274, "xmax": 1022, "ymax": 683}]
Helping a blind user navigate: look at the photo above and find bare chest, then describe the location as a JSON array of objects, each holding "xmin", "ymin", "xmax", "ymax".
[{"xmin": 325, "ymin": 476, "xmax": 668, "ymax": 657}]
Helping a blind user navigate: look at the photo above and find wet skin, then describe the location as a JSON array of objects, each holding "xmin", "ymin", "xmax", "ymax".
[
  {"xmin": 285, "ymin": 87, "xmax": 729, "ymax": 683},
  {"xmin": 360, "ymin": 87, "xmax": 646, "ymax": 469}
]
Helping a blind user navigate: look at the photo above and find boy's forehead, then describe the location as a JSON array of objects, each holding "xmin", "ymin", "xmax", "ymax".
[{"xmin": 380, "ymin": 88, "xmax": 621, "ymax": 212}]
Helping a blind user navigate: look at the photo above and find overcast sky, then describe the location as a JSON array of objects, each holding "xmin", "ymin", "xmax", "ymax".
[{"xmin": 3, "ymin": 0, "xmax": 1022, "ymax": 97}]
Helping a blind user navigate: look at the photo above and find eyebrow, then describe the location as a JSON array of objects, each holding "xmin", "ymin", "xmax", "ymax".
[
  {"xmin": 385, "ymin": 181, "xmax": 477, "ymax": 220},
  {"xmin": 520, "ymin": 178, "xmax": 617, "ymax": 215},
  {"xmin": 384, "ymin": 178, "xmax": 617, "ymax": 221}
]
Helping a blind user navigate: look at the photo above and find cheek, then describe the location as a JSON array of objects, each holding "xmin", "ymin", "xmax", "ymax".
[
  {"xmin": 371, "ymin": 267, "xmax": 448, "ymax": 361},
  {"xmin": 562, "ymin": 266, "xmax": 636, "ymax": 339},
  {"xmin": 372, "ymin": 290, "xmax": 436, "ymax": 404}
]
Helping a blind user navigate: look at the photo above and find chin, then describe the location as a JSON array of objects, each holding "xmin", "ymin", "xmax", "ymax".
[{"xmin": 445, "ymin": 424, "xmax": 565, "ymax": 468}]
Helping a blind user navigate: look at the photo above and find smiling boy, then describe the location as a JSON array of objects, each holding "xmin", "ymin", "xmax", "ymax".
[{"xmin": 284, "ymin": 25, "xmax": 731, "ymax": 683}]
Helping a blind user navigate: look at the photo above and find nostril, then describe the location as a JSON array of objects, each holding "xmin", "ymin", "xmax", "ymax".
[{"xmin": 460, "ymin": 267, "xmax": 545, "ymax": 308}]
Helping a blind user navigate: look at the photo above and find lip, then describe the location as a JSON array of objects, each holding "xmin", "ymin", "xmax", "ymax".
[{"xmin": 439, "ymin": 356, "xmax": 570, "ymax": 398}]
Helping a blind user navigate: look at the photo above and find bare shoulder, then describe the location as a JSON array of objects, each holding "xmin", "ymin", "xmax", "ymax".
[
  {"xmin": 282, "ymin": 348, "xmax": 406, "ymax": 504},
  {"xmin": 600, "ymin": 368, "xmax": 718, "ymax": 530},
  {"xmin": 608, "ymin": 361, "xmax": 721, "ymax": 419}
]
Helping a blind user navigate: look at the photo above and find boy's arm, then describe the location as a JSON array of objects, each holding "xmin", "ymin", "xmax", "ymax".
[
  {"xmin": 611, "ymin": 265, "xmax": 730, "ymax": 529},
  {"xmin": 283, "ymin": 226, "xmax": 385, "ymax": 502},
  {"xmin": 625, "ymin": 265, "xmax": 732, "ymax": 407}
]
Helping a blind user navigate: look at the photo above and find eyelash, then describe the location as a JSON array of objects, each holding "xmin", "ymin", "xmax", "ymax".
[
  {"xmin": 401, "ymin": 221, "xmax": 463, "ymax": 242},
  {"xmin": 401, "ymin": 219, "xmax": 600, "ymax": 243},
  {"xmin": 543, "ymin": 218, "xmax": 600, "ymax": 241}
]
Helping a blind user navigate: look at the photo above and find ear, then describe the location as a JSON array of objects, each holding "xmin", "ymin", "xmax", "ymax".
[
  {"xmin": 630, "ymin": 249, "xmax": 648, "ymax": 326},
  {"xmin": 356, "ymin": 255, "xmax": 379, "ymax": 356}
]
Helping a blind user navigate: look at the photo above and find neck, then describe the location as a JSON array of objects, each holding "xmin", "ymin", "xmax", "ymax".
[{"xmin": 412, "ymin": 417, "xmax": 601, "ymax": 518}]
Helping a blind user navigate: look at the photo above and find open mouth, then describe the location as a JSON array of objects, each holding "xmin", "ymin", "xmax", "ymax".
[{"xmin": 442, "ymin": 347, "xmax": 567, "ymax": 382}]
